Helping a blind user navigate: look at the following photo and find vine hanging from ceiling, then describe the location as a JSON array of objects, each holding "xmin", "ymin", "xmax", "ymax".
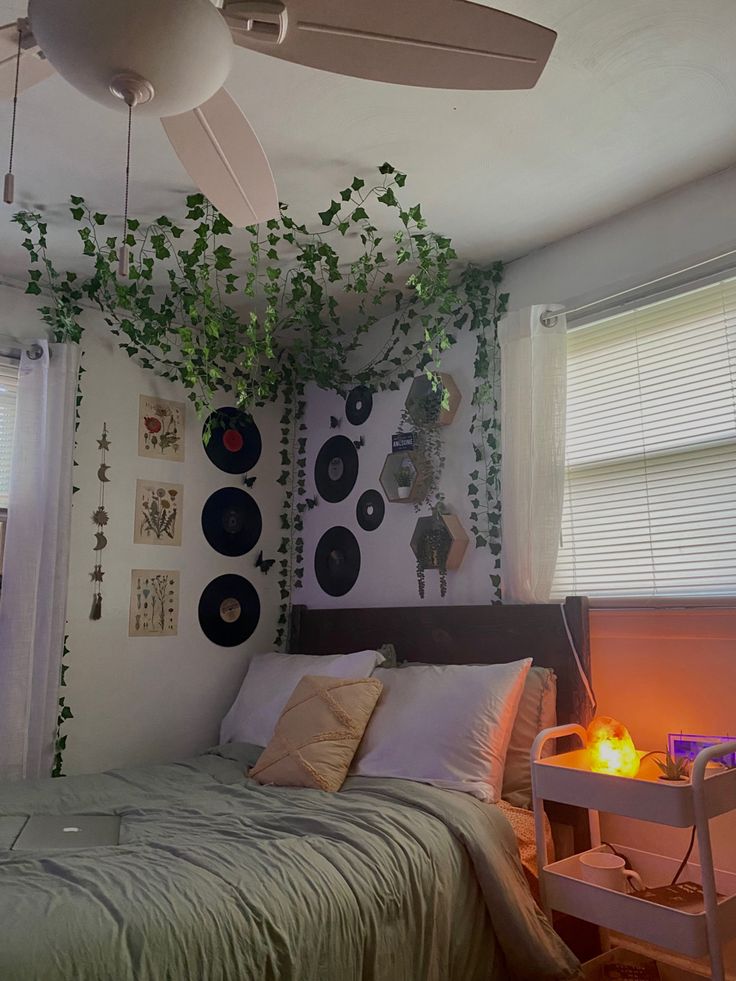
[
  {"xmin": 14, "ymin": 163, "xmax": 507, "ymax": 629},
  {"xmin": 13, "ymin": 162, "xmax": 474, "ymax": 417}
]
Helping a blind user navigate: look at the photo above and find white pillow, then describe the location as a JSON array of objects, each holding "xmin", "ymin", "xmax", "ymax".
[
  {"xmin": 221, "ymin": 650, "xmax": 385, "ymax": 747},
  {"xmin": 352, "ymin": 659, "xmax": 532, "ymax": 801}
]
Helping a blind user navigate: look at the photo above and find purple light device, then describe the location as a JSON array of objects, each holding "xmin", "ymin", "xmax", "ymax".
[{"xmin": 668, "ymin": 732, "xmax": 736, "ymax": 768}]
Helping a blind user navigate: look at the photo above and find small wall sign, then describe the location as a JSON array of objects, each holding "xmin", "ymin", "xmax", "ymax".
[{"xmin": 392, "ymin": 432, "xmax": 415, "ymax": 453}]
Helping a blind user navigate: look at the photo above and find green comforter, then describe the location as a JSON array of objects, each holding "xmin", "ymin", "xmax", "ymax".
[{"xmin": 0, "ymin": 744, "xmax": 581, "ymax": 981}]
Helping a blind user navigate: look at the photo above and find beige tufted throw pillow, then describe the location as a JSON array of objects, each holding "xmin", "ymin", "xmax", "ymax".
[{"xmin": 249, "ymin": 675, "xmax": 383, "ymax": 792}]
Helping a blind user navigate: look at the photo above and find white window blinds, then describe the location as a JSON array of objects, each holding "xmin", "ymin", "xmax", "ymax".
[
  {"xmin": 552, "ymin": 276, "xmax": 736, "ymax": 598},
  {"xmin": 0, "ymin": 356, "xmax": 19, "ymax": 511}
]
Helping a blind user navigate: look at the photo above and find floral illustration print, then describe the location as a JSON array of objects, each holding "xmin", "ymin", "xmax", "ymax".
[
  {"xmin": 133, "ymin": 481, "xmax": 183, "ymax": 547},
  {"xmin": 138, "ymin": 395, "xmax": 185, "ymax": 462}
]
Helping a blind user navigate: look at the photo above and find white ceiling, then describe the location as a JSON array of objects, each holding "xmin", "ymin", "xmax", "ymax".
[{"xmin": 0, "ymin": 0, "xmax": 735, "ymax": 285}]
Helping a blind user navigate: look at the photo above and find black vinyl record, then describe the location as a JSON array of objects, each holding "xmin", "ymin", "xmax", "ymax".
[
  {"xmin": 356, "ymin": 489, "xmax": 385, "ymax": 532},
  {"xmin": 198, "ymin": 574, "xmax": 260, "ymax": 647},
  {"xmin": 203, "ymin": 406, "xmax": 262, "ymax": 474},
  {"xmin": 314, "ymin": 435, "xmax": 359, "ymax": 503},
  {"xmin": 201, "ymin": 487, "xmax": 262, "ymax": 556},
  {"xmin": 314, "ymin": 526, "xmax": 361, "ymax": 597},
  {"xmin": 345, "ymin": 385, "xmax": 373, "ymax": 426}
]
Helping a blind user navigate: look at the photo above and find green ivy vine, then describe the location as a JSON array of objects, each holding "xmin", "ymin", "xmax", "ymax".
[
  {"xmin": 462, "ymin": 263, "xmax": 508, "ymax": 600},
  {"xmin": 14, "ymin": 163, "xmax": 465, "ymax": 418}
]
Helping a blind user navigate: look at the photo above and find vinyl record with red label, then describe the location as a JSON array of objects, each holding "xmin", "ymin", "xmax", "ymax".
[
  {"xmin": 203, "ymin": 406, "xmax": 262, "ymax": 474},
  {"xmin": 201, "ymin": 487, "xmax": 262, "ymax": 556},
  {"xmin": 314, "ymin": 526, "xmax": 361, "ymax": 597},
  {"xmin": 198, "ymin": 574, "xmax": 260, "ymax": 647}
]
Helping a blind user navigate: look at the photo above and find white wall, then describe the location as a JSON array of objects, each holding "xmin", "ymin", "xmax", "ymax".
[
  {"xmin": 504, "ymin": 163, "xmax": 736, "ymax": 311},
  {"xmin": 296, "ymin": 331, "xmax": 499, "ymax": 609},
  {"xmin": 1, "ymin": 286, "xmax": 283, "ymax": 774}
]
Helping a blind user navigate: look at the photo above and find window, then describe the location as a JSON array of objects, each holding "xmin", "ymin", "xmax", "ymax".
[
  {"xmin": 0, "ymin": 355, "xmax": 19, "ymax": 576},
  {"xmin": 552, "ymin": 277, "xmax": 736, "ymax": 599}
]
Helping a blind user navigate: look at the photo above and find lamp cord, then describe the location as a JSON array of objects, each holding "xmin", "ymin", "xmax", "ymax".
[
  {"xmin": 3, "ymin": 26, "xmax": 22, "ymax": 204},
  {"xmin": 117, "ymin": 103, "xmax": 133, "ymax": 277},
  {"xmin": 123, "ymin": 102, "xmax": 132, "ymax": 238},
  {"xmin": 8, "ymin": 27, "xmax": 21, "ymax": 177}
]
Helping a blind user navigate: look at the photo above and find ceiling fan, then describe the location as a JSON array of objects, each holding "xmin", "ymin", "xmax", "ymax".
[{"xmin": 0, "ymin": 0, "xmax": 556, "ymax": 229}]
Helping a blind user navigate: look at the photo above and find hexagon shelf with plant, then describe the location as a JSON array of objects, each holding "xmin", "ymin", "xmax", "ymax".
[
  {"xmin": 410, "ymin": 510, "xmax": 469, "ymax": 598},
  {"xmin": 404, "ymin": 372, "xmax": 461, "ymax": 427},
  {"xmin": 380, "ymin": 451, "xmax": 429, "ymax": 504}
]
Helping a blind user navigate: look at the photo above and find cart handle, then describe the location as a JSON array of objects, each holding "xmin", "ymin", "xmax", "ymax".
[
  {"xmin": 691, "ymin": 739, "xmax": 736, "ymax": 790},
  {"xmin": 531, "ymin": 723, "xmax": 587, "ymax": 763}
]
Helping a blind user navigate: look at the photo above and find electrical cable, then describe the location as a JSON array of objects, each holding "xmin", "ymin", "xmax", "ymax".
[
  {"xmin": 671, "ymin": 826, "xmax": 697, "ymax": 886},
  {"xmin": 4, "ymin": 26, "xmax": 22, "ymax": 204}
]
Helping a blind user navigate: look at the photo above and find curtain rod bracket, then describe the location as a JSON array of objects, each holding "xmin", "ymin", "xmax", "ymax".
[
  {"xmin": 26, "ymin": 343, "xmax": 44, "ymax": 360},
  {"xmin": 540, "ymin": 310, "xmax": 560, "ymax": 329}
]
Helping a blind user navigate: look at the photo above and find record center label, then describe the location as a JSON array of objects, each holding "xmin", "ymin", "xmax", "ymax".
[{"xmin": 220, "ymin": 598, "xmax": 241, "ymax": 623}]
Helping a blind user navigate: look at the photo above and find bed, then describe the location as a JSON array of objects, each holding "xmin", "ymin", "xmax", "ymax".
[{"xmin": 0, "ymin": 598, "xmax": 591, "ymax": 981}]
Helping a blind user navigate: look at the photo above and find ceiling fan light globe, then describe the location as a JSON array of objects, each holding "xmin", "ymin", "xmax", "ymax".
[{"xmin": 28, "ymin": 0, "xmax": 233, "ymax": 116}]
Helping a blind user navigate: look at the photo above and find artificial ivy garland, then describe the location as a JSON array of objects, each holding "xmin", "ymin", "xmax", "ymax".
[
  {"xmin": 14, "ymin": 163, "xmax": 467, "ymax": 417},
  {"xmin": 15, "ymin": 165, "xmax": 507, "ymax": 645}
]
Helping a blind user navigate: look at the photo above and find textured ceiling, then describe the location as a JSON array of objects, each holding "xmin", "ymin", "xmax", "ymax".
[{"xmin": 0, "ymin": 0, "xmax": 735, "ymax": 286}]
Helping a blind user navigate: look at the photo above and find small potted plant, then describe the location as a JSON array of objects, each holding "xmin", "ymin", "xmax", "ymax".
[
  {"xmin": 396, "ymin": 464, "xmax": 414, "ymax": 499},
  {"xmin": 655, "ymin": 751, "xmax": 690, "ymax": 782}
]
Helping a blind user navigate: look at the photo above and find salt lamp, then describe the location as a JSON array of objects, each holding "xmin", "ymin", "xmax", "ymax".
[{"xmin": 586, "ymin": 716, "xmax": 640, "ymax": 777}]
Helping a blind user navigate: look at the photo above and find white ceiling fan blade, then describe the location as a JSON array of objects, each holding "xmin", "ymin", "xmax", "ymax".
[
  {"xmin": 0, "ymin": 21, "xmax": 55, "ymax": 99},
  {"xmin": 161, "ymin": 87, "xmax": 278, "ymax": 227},
  {"xmin": 224, "ymin": 0, "xmax": 556, "ymax": 90}
]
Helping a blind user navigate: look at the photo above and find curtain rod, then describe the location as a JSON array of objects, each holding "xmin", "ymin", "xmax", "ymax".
[{"xmin": 539, "ymin": 247, "xmax": 736, "ymax": 328}]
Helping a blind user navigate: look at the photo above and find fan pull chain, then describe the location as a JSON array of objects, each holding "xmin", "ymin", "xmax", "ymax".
[
  {"xmin": 4, "ymin": 26, "xmax": 22, "ymax": 204},
  {"xmin": 118, "ymin": 103, "xmax": 133, "ymax": 277}
]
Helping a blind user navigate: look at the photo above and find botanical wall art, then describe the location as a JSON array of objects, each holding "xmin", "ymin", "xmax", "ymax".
[
  {"xmin": 133, "ymin": 479, "xmax": 183, "ymax": 546},
  {"xmin": 128, "ymin": 569, "xmax": 180, "ymax": 637},
  {"xmin": 89, "ymin": 422, "xmax": 110, "ymax": 620},
  {"xmin": 138, "ymin": 395, "xmax": 185, "ymax": 462}
]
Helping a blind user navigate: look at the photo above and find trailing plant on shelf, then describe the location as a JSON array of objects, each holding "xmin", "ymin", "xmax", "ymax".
[
  {"xmin": 414, "ymin": 506, "xmax": 452, "ymax": 599},
  {"xmin": 399, "ymin": 400, "xmax": 446, "ymax": 513},
  {"xmin": 396, "ymin": 462, "xmax": 414, "ymax": 498}
]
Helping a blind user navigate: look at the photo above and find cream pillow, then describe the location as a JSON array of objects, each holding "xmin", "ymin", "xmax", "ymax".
[
  {"xmin": 220, "ymin": 649, "xmax": 385, "ymax": 747},
  {"xmin": 352, "ymin": 659, "xmax": 532, "ymax": 801},
  {"xmin": 250, "ymin": 675, "xmax": 383, "ymax": 792},
  {"xmin": 501, "ymin": 666, "xmax": 557, "ymax": 809}
]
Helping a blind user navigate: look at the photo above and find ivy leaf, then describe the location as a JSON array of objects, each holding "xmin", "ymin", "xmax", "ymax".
[
  {"xmin": 378, "ymin": 162, "xmax": 395, "ymax": 174},
  {"xmin": 70, "ymin": 207, "xmax": 84, "ymax": 221},
  {"xmin": 318, "ymin": 200, "xmax": 341, "ymax": 226}
]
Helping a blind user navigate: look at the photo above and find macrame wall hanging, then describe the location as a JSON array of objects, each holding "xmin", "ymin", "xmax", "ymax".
[{"xmin": 90, "ymin": 423, "xmax": 110, "ymax": 619}]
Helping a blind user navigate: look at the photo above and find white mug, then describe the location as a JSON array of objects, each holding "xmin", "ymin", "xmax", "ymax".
[{"xmin": 579, "ymin": 851, "xmax": 643, "ymax": 893}]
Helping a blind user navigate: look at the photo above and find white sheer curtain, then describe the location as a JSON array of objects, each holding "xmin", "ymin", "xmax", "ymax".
[
  {"xmin": 0, "ymin": 341, "xmax": 80, "ymax": 780},
  {"xmin": 499, "ymin": 305, "xmax": 567, "ymax": 603}
]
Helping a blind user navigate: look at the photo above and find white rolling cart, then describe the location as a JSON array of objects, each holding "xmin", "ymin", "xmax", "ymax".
[{"xmin": 531, "ymin": 724, "xmax": 736, "ymax": 981}]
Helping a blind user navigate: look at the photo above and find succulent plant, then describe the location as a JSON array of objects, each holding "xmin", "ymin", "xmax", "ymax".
[
  {"xmin": 655, "ymin": 751, "xmax": 689, "ymax": 781},
  {"xmin": 396, "ymin": 465, "xmax": 414, "ymax": 488}
]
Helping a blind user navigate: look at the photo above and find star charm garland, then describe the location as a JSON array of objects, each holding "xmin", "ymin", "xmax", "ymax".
[{"xmin": 90, "ymin": 423, "xmax": 110, "ymax": 619}]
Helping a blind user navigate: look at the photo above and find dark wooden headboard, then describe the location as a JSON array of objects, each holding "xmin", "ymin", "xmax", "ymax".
[{"xmin": 289, "ymin": 596, "xmax": 593, "ymax": 727}]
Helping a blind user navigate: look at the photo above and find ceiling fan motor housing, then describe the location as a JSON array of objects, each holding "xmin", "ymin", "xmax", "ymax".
[{"xmin": 28, "ymin": 0, "xmax": 234, "ymax": 116}]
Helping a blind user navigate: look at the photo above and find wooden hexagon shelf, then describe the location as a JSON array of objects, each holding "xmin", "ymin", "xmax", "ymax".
[
  {"xmin": 410, "ymin": 512, "xmax": 469, "ymax": 571},
  {"xmin": 380, "ymin": 451, "xmax": 430, "ymax": 504},
  {"xmin": 404, "ymin": 372, "xmax": 461, "ymax": 427}
]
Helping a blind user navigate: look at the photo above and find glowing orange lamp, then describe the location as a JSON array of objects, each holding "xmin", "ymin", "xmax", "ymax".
[{"xmin": 586, "ymin": 716, "xmax": 640, "ymax": 777}]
